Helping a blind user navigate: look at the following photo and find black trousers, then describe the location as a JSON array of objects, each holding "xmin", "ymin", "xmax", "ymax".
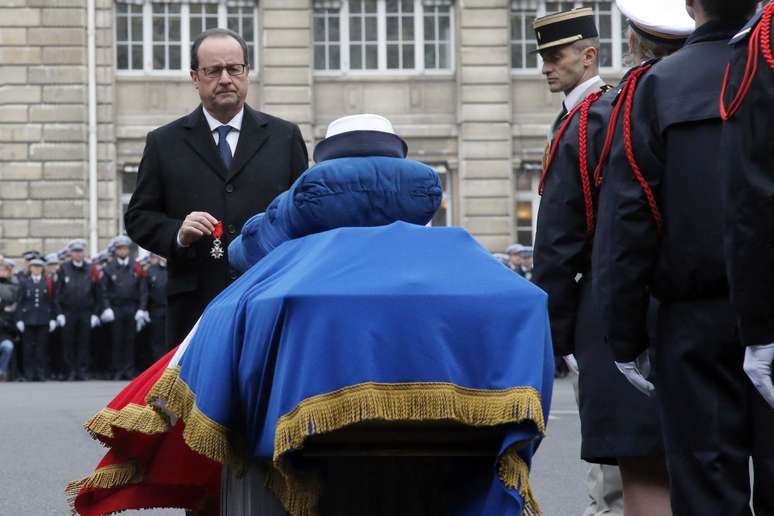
[
  {"xmin": 657, "ymin": 298, "xmax": 774, "ymax": 516},
  {"xmin": 111, "ymin": 309, "xmax": 136, "ymax": 378},
  {"xmin": 22, "ymin": 325, "xmax": 48, "ymax": 381},
  {"xmin": 149, "ymin": 310, "xmax": 167, "ymax": 362},
  {"xmin": 62, "ymin": 309, "xmax": 91, "ymax": 378}
]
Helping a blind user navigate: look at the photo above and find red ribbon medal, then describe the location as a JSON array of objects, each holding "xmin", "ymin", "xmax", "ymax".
[{"xmin": 210, "ymin": 221, "xmax": 224, "ymax": 259}]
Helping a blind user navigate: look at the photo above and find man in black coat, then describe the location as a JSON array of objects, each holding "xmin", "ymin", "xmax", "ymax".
[
  {"xmin": 55, "ymin": 239, "xmax": 101, "ymax": 380},
  {"xmin": 720, "ymin": 4, "xmax": 774, "ymax": 411},
  {"xmin": 594, "ymin": 1, "xmax": 773, "ymax": 514},
  {"xmin": 125, "ymin": 28, "xmax": 308, "ymax": 348}
]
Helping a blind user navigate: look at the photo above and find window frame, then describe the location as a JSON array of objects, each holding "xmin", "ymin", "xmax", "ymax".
[
  {"xmin": 114, "ymin": 0, "xmax": 260, "ymax": 77},
  {"xmin": 510, "ymin": 0, "xmax": 625, "ymax": 77},
  {"xmin": 313, "ymin": 0, "xmax": 456, "ymax": 77}
]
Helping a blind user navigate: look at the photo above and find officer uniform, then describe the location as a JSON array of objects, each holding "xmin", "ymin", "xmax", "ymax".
[
  {"xmin": 145, "ymin": 258, "xmax": 168, "ymax": 361},
  {"xmin": 45, "ymin": 253, "xmax": 64, "ymax": 380},
  {"xmin": 15, "ymin": 259, "xmax": 55, "ymax": 381},
  {"xmin": 55, "ymin": 240, "xmax": 100, "ymax": 380},
  {"xmin": 530, "ymin": 8, "xmax": 622, "ymax": 516},
  {"xmin": 0, "ymin": 258, "xmax": 20, "ymax": 381},
  {"xmin": 100, "ymin": 237, "xmax": 149, "ymax": 380},
  {"xmin": 594, "ymin": 11, "xmax": 774, "ymax": 515}
]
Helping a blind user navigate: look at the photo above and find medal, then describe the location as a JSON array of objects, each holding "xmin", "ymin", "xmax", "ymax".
[{"xmin": 211, "ymin": 221, "xmax": 224, "ymax": 260}]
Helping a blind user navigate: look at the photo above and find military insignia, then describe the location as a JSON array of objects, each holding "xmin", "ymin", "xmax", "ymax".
[{"xmin": 211, "ymin": 221, "xmax": 225, "ymax": 260}]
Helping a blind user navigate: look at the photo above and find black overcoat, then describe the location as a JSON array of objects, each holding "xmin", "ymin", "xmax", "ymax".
[{"xmin": 124, "ymin": 104, "xmax": 308, "ymax": 346}]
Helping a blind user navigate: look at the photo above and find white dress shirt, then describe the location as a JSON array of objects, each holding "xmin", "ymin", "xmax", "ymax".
[
  {"xmin": 563, "ymin": 75, "xmax": 603, "ymax": 113},
  {"xmin": 202, "ymin": 107, "xmax": 244, "ymax": 156}
]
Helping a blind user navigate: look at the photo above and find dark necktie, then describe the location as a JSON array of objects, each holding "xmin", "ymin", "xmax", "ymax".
[{"xmin": 216, "ymin": 125, "xmax": 233, "ymax": 170}]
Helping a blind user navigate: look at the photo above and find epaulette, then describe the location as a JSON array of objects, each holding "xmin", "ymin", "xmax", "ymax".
[{"xmin": 730, "ymin": 9, "xmax": 764, "ymax": 45}]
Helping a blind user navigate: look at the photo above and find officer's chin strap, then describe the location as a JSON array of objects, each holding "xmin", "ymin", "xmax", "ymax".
[{"xmin": 720, "ymin": 2, "xmax": 774, "ymax": 120}]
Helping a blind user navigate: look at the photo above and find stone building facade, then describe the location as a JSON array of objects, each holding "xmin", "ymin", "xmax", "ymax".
[{"xmin": 0, "ymin": 0, "xmax": 629, "ymax": 257}]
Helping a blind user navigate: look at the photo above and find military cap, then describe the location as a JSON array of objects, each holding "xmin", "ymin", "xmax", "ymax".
[
  {"xmin": 506, "ymin": 244, "xmax": 533, "ymax": 257},
  {"xmin": 29, "ymin": 257, "xmax": 46, "ymax": 267},
  {"xmin": 67, "ymin": 239, "xmax": 87, "ymax": 252},
  {"xmin": 314, "ymin": 113, "xmax": 408, "ymax": 163},
  {"xmin": 22, "ymin": 250, "xmax": 42, "ymax": 262},
  {"xmin": 533, "ymin": 7, "xmax": 599, "ymax": 52},
  {"xmin": 616, "ymin": 0, "xmax": 694, "ymax": 44},
  {"xmin": 0, "ymin": 258, "xmax": 15, "ymax": 270},
  {"xmin": 112, "ymin": 235, "xmax": 132, "ymax": 249},
  {"xmin": 57, "ymin": 248, "xmax": 70, "ymax": 261},
  {"xmin": 45, "ymin": 253, "xmax": 59, "ymax": 265}
]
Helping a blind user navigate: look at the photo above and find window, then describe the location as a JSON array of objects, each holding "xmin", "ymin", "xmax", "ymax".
[
  {"xmin": 514, "ymin": 162, "xmax": 541, "ymax": 245},
  {"xmin": 116, "ymin": 3, "xmax": 144, "ymax": 70},
  {"xmin": 312, "ymin": 0, "xmax": 454, "ymax": 73},
  {"xmin": 511, "ymin": 0, "xmax": 626, "ymax": 72},
  {"xmin": 115, "ymin": 0, "xmax": 259, "ymax": 74}
]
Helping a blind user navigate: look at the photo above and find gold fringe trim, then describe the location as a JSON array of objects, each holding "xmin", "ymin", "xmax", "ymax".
[
  {"xmin": 274, "ymin": 382, "xmax": 545, "ymax": 461},
  {"xmin": 499, "ymin": 448, "xmax": 541, "ymax": 516},
  {"xmin": 85, "ymin": 403, "xmax": 170, "ymax": 441},
  {"xmin": 270, "ymin": 382, "xmax": 545, "ymax": 516},
  {"xmin": 145, "ymin": 366, "xmax": 234, "ymax": 466},
  {"xmin": 65, "ymin": 461, "xmax": 142, "ymax": 511}
]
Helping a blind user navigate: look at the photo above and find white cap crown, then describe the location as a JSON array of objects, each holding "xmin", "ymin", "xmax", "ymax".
[{"xmin": 325, "ymin": 114, "xmax": 397, "ymax": 138}]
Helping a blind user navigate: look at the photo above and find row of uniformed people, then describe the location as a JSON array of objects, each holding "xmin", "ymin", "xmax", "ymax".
[
  {"xmin": 0, "ymin": 236, "xmax": 168, "ymax": 382},
  {"xmin": 531, "ymin": 1, "xmax": 773, "ymax": 515}
]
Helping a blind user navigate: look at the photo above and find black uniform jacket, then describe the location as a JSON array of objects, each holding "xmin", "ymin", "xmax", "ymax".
[
  {"xmin": 54, "ymin": 261, "xmax": 99, "ymax": 315},
  {"xmin": 594, "ymin": 21, "xmax": 744, "ymax": 362},
  {"xmin": 16, "ymin": 275, "xmax": 54, "ymax": 326},
  {"xmin": 124, "ymin": 104, "xmax": 308, "ymax": 345},
  {"xmin": 721, "ymin": 10, "xmax": 774, "ymax": 347},
  {"xmin": 100, "ymin": 259, "xmax": 148, "ymax": 315},
  {"xmin": 533, "ymin": 73, "xmax": 643, "ymax": 356},
  {"xmin": 146, "ymin": 263, "xmax": 167, "ymax": 315}
]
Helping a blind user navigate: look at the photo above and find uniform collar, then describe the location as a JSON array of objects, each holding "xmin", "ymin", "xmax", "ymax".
[
  {"xmin": 564, "ymin": 75, "xmax": 603, "ymax": 112},
  {"xmin": 203, "ymin": 106, "xmax": 244, "ymax": 133},
  {"xmin": 117, "ymin": 257, "xmax": 129, "ymax": 267},
  {"xmin": 686, "ymin": 19, "xmax": 746, "ymax": 45},
  {"xmin": 31, "ymin": 275, "xmax": 41, "ymax": 282}
]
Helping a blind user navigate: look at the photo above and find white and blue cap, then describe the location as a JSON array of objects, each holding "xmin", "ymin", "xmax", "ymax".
[
  {"xmin": 506, "ymin": 244, "xmax": 533, "ymax": 257},
  {"xmin": 313, "ymin": 114, "xmax": 408, "ymax": 163},
  {"xmin": 112, "ymin": 235, "xmax": 132, "ymax": 249},
  {"xmin": 45, "ymin": 253, "xmax": 59, "ymax": 265},
  {"xmin": 29, "ymin": 257, "xmax": 46, "ymax": 267},
  {"xmin": 67, "ymin": 239, "xmax": 87, "ymax": 252},
  {"xmin": 616, "ymin": 0, "xmax": 694, "ymax": 43},
  {"xmin": 0, "ymin": 257, "xmax": 15, "ymax": 270}
]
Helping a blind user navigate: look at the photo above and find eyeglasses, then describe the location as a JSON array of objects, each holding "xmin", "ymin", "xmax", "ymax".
[{"xmin": 196, "ymin": 64, "xmax": 248, "ymax": 78}]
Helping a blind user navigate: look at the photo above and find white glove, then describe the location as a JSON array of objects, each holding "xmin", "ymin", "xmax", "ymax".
[
  {"xmin": 16, "ymin": 321, "xmax": 24, "ymax": 333},
  {"xmin": 90, "ymin": 314, "xmax": 101, "ymax": 328},
  {"xmin": 49, "ymin": 320, "xmax": 57, "ymax": 333},
  {"xmin": 143, "ymin": 310, "xmax": 151, "ymax": 323},
  {"xmin": 744, "ymin": 343, "xmax": 774, "ymax": 410},
  {"xmin": 563, "ymin": 354, "xmax": 579, "ymax": 375},
  {"xmin": 56, "ymin": 314, "xmax": 66, "ymax": 327},
  {"xmin": 615, "ymin": 351, "xmax": 655, "ymax": 397},
  {"xmin": 135, "ymin": 309, "xmax": 147, "ymax": 332},
  {"xmin": 100, "ymin": 308, "xmax": 115, "ymax": 323}
]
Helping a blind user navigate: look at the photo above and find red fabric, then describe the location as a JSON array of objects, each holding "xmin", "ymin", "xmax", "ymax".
[{"xmin": 74, "ymin": 347, "xmax": 221, "ymax": 516}]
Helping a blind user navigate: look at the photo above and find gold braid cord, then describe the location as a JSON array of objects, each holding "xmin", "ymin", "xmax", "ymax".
[
  {"xmin": 65, "ymin": 461, "xmax": 142, "ymax": 510},
  {"xmin": 270, "ymin": 382, "xmax": 545, "ymax": 516}
]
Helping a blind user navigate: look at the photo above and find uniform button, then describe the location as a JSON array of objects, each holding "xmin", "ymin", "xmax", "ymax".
[
  {"xmin": 225, "ymin": 184, "xmax": 234, "ymax": 193},
  {"xmin": 228, "ymin": 224, "xmax": 236, "ymax": 234}
]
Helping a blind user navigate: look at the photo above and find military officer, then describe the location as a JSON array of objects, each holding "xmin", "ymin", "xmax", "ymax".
[
  {"xmin": 720, "ymin": 3, "xmax": 774, "ymax": 412},
  {"xmin": 100, "ymin": 236, "xmax": 149, "ymax": 380},
  {"xmin": 594, "ymin": 1, "xmax": 773, "ymax": 514},
  {"xmin": 15, "ymin": 257, "xmax": 56, "ymax": 381},
  {"xmin": 55, "ymin": 239, "xmax": 102, "ymax": 381},
  {"xmin": 531, "ymin": 8, "xmax": 623, "ymax": 515},
  {"xmin": 145, "ymin": 254, "xmax": 168, "ymax": 361}
]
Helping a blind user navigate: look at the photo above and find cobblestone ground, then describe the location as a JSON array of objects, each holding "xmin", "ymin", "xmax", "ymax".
[{"xmin": 0, "ymin": 377, "xmax": 585, "ymax": 515}]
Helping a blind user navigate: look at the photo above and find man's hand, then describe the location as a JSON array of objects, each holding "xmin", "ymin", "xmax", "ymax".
[
  {"xmin": 49, "ymin": 320, "xmax": 57, "ymax": 333},
  {"xmin": 563, "ymin": 354, "xmax": 579, "ymax": 375},
  {"xmin": 615, "ymin": 351, "xmax": 655, "ymax": 397},
  {"xmin": 100, "ymin": 308, "xmax": 115, "ymax": 324},
  {"xmin": 177, "ymin": 211, "xmax": 218, "ymax": 247},
  {"xmin": 90, "ymin": 315, "xmax": 101, "ymax": 328},
  {"xmin": 16, "ymin": 321, "xmax": 24, "ymax": 333},
  {"xmin": 56, "ymin": 314, "xmax": 66, "ymax": 327},
  {"xmin": 744, "ymin": 344, "xmax": 774, "ymax": 410}
]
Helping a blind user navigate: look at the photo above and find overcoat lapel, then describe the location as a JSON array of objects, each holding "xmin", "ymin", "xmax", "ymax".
[
  {"xmin": 183, "ymin": 106, "xmax": 228, "ymax": 182},
  {"xmin": 228, "ymin": 106, "xmax": 270, "ymax": 182}
]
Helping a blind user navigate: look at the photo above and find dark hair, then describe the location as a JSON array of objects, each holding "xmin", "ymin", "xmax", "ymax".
[
  {"xmin": 698, "ymin": 0, "xmax": 757, "ymax": 21},
  {"xmin": 190, "ymin": 28, "xmax": 249, "ymax": 71}
]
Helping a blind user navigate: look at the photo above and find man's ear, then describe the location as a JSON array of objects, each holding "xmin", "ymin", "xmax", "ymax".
[
  {"xmin": 583, "ymin": 46, "xmax": 598, "ymax": 67},
  {"xmin": 190, "ymin": 70, "xmax": 199, "ymax": 89}
]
